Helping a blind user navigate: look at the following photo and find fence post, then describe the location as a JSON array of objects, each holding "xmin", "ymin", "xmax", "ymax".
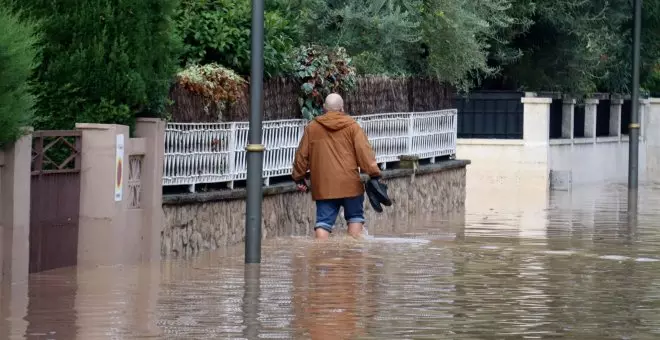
[
  {"xmin": 407, "ymin": 113, "xmax": 414, "ymax": 154},
  {"xmin": 522, "ymin": 96, "xmax": 552, "ymax": 189},
  {"xmin": 262, "ymin": 124, "xmax": 270, "ymax": 187},
  {"xmin": 0, "ymin": 132, "xmax": 32, "ymax": 285},
  {"xmin": 0, "ymin": 132, "xmax": 31, "ymax": 340},
  {"xmin": 610, "ymin": 96, "xmax": 624, "ymax": 139},
  {"xmin": 584, "ymin": 99, "xmax": 599, "ymax": 139},
  {"xmin": 640, "ymin": 98, "xmax": 650, "ymax": 140},
  {"xmin": 134, "ymin": 118, "xmax": 165, "ymax": 263},
  {"xmin": 452, "ymin": 110, "xmax": 458, "ymax": 158},
  {"xmin": 75, "ymin": 123, "xmax": 131, "ymax": 267},
  {"xmin": 646, "ymin": 98, "xmax": 660, "ymax": 181},
  {"xmin": 562, "ymin": 98, "xmax": 575, "ymax": 139},
  {"xmin": 227, "ymin": 122, "xmax": 237, "ymax": 189}
]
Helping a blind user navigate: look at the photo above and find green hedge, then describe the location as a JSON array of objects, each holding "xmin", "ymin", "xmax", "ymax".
[
  {"xmin": 0, "ymin": 6, "xmax": 39, "ymax": 147},
  {"xmin": 16, "ymin": 0, "xmax": 181, "ymax": 130},
  {"xmin": 176, "ymin": 0, "xmax": 300, "ymax": 77}
]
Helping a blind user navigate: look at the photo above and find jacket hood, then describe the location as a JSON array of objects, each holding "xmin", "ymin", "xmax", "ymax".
[{"xmin": 314, "ymin": 111, "xmax": 356, "ymax": 131}]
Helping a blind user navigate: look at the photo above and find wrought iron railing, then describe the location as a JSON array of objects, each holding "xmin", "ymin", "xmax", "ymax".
[{"xmin": 163, "ymin": 109, "xmax": 457, "ymax": 190}]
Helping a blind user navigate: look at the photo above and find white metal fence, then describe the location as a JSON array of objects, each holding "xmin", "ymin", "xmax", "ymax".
[{"xmin": 164, "ymin": 109, "xmax": 457, "ymax": 190}]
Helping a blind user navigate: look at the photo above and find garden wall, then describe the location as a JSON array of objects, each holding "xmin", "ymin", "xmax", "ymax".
[{"xmin": 161, "ymin": 160, "xmax": 469, "ymax": 257}]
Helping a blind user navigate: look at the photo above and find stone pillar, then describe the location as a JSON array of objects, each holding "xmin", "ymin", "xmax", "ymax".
[
  {"xmin": 523, "ymin": 96, "xmax": 552, "ymax": 144},
  {"xmin": 0, "ymin": 133, "xmax": 31, "ymax": 284},
  {"xmin": 0, "ymin": 133, "xmax": 31, "ymax": 340},
  {"xmin": 134, "ymin": 118, "xmax": 165, "ymax": 263},
  {"xmin": 522, "ymin": 96, "xmax": 552, "ymax": 189},
  {"xmin": 609, "ymin": 97, "xmax": 623, "ymax": 138},
  {"xmin": 75, "ymin": 123, "xmax": 130, "ymax": 267},
  {"xmin": 562, "ymin": 98, "xmax": 575, "ymax": 139},
  {"xmin": 584, "ymin": 99, "xmax": 599, "ymax": 139},
  {"xmin": 646, "ymin": 98, "xmax": 660, "ymax": 181},
  {"xmin": 640, "ymin": 98, "xmax": 650, "ymax": 140}
]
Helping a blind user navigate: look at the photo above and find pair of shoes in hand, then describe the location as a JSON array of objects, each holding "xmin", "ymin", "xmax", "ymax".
[{"xmin": 366, "ymin": 177, "xmax": 392, "ymax": 213}]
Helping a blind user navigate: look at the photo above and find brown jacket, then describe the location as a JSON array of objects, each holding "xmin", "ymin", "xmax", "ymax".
[{"xmin": 292, "ymin": 111, "xmax": 380, "ymax": 201}]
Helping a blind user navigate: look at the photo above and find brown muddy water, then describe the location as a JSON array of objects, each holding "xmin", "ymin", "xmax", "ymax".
[{"xmin": 3, "ymin": 183, "xmax": 660, "ymax": 339}]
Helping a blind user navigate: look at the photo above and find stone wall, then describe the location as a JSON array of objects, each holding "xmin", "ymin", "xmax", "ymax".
[{"xmin": 161, "ymin": 160, "xmax": 469, "ymax": 257}]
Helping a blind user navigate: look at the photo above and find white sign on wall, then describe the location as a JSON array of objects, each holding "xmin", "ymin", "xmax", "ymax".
[{"xmin": 115, "ymin": 134, "xmax": 124, "ymax": 201}]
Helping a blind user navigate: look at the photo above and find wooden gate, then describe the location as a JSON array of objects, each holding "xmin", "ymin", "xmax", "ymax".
[{"xmin": 29, "ymin": 130, "xmax": 82, "ymax": 273}]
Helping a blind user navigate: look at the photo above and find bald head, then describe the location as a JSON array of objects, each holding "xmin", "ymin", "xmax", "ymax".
[{"xmin": 324, "ymin": 93, "xmax": 344, "ymax": 113}]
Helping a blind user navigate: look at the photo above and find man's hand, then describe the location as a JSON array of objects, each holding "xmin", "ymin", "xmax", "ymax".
[{"xmin": 295, "ymin": 179, "xmax": 308, "ymax": 193}]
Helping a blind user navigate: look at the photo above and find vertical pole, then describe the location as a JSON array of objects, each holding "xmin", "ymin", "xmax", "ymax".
[
  {"xmin": 242, "ymin": 264, "xmax": 262, "ymax": 338},
  {"xmin": 628, "ymin": 0, "xmax": 642, "ymax": 213},
  {"xmin": 245, "ymin": 0, "xmax": 265, "ymax": 264}
]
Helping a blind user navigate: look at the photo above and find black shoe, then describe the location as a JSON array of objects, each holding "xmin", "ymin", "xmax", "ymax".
[
  {"xmin": 367, "ymin": 178, "xmax": 392, "ymax": 206},
  {"xmin": 366, "ymin": 184, "xmax": 384, "ymax": 213}
]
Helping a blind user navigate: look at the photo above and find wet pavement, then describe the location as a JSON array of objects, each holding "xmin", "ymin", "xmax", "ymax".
[{"xmin": 4, "ymin": 183, "xmax": 660, "ymax": 339}]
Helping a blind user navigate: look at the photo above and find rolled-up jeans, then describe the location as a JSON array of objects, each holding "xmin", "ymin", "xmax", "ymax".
[{"xmin": 314, "ymin": 194, "xmax": 365, "ymax": 233}]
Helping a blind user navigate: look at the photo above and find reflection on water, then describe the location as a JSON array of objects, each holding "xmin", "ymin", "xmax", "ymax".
[{"xmin": 4, "ymin": 183, "xmax": 660, "ymax": 339}]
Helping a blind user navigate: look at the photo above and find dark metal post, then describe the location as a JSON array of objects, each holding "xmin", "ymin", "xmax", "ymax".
[
  {"xmin": 242, "ymin": 264, "xmax": 262, "ymax": 338},
  {"xmin": 245, "ymin": 0, "xmax": 265, "ymax": 263},
  {"xmin": 628, "ymin": 0, "xmax": 642, "ymax": 213}
]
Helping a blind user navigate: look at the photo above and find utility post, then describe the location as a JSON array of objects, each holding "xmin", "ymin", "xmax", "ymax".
[
  {"xmin": 245, "ymin": 0, "xmax": 265, "ymax": 263},
  {"xmin": 628, "ymin": 0, "xmax": 642, "ymax": 214}
]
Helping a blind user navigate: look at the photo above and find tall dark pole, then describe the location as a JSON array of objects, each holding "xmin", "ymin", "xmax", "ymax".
[
  {"xmin": 628, "ymin": 0, "xmax": 642, "ymax": 213},
  {"xmin": 245, "ymin": 0, "xmax": 265, "ymax": 263},
  {"xmin": 242, "ymin": 264, "xmax": 262, "ymax": 338}
]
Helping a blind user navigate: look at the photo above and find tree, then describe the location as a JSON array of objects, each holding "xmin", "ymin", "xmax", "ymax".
[
  {"xmin": 418, "ymin": 0, "xmax": 519, "ymax": 90},
  {"xmin": 616, "ymin": 0, "xmax": 660, "ymax": 94},
  {"xmin": 0, "ymin": 5, "xmax": 39, "ymax": 147},
  {"xmin": 304, "ymin": 0, "xmax": 421, "ymax": 76},
  {"xmin": 480, "ymin": 0, "xmax": 660, "ymax": 95},
  {"xmin": 300, "ymin": 0, "xmax": 518, "ymax": 90},
  {"xmin": 14, "ymin": 0, "xmax": 180, "ymax": 130},
  {"xmin": 499, "ymin": 0, "xmax": 625, "ymax": 93}
]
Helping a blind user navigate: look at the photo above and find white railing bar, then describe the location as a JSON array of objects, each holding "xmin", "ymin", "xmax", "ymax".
[{"xmin": 163, "ymin": 110, "xmax": 458, "ymax": 190}]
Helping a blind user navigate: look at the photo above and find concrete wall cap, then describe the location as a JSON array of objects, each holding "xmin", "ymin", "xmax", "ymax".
[
  {"xmin": 163, "ymin": 160, "xmax": 471, "ymax": 205},
  {"xmin": 521, "ymin": 97, "xmax": 552, "ymax": 104},
  {"xmin": 75, "ymin": 123, "xmax": 114, "ymax": 130},
  {"xmin": 584, "ymin": 99, "xmax": 600, "ymax": 104},
  {"xmin": 136, "ymin": 118, "xmax": 164, "ymax": 123}
]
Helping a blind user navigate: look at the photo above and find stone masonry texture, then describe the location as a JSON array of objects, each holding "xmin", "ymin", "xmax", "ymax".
[{"xmin": 161, "ymin": 162, "xmax": 468, "ymax": 257}]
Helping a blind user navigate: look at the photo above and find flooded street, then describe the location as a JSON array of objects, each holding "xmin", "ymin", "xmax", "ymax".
[{"xmin": 4, "ymin": 183, "xmax": 660, "ymax": 339}]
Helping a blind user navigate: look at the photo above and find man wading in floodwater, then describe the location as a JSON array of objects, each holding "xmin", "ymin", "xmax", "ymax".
[{"xmin": 292, "ymin": 93, "xmax": 381, "ymax": 240}]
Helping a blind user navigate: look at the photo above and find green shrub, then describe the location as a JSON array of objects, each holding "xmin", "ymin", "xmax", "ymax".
[
  {"xmin": 291, "ymin": 45, "xmax": 357, "ymax": 119},
  {"xmin": 0, "ymin": 6, "xmax": 39, "ymax": 147},
  {"xmin": 176, "ymin": 63, "xmax": 246, "ymax": 114},
  {"xmin": 16, "ymin": 0, "xmax": 180, "ymax": 130},
  {"xmin": 176, "ymin": 0, "xmax": 299, "ymax": 77}
]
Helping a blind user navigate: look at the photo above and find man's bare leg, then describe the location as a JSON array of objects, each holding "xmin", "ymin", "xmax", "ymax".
[
  {"xmin": 347, "ymin": 222, "xmax": 364, "ymax": 239},
  {"xmin": 315, "ymin": 228, "xmax": 330, "ymax": 240}
]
